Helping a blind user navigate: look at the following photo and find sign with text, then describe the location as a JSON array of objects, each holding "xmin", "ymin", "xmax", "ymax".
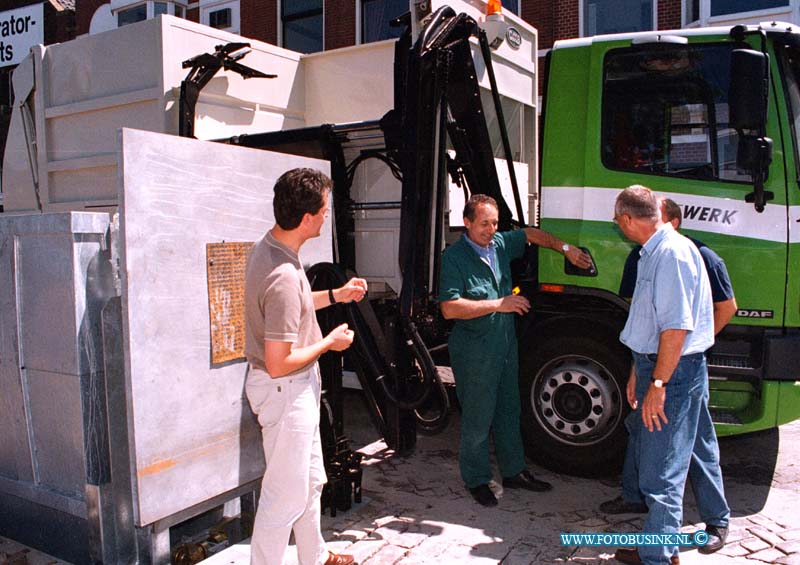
[
  {"xmin": 0, "ymin": 4, "xmax": 43, "ymax": 67},
  {"xmin": 206, "ymin": 241, "xmax": 254, "ymax": 364}
]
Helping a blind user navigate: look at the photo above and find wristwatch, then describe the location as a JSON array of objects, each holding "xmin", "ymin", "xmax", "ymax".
[
  {"xmin": 650, "ymin": 377, "xmax": 666, "ymax": 388},
  {"xmin": 561, "ymin": 243, "xmax": 571, "ymax": 254}
]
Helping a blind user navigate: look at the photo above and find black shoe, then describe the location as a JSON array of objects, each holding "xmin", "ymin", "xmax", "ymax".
[
  {"xmin": 502, "ymin": 469, "xmax": 552, "ymax": 492},
  {"xmin": 599, "ymin": 495, "xmax": 648, "ymax": 515},
  {"xmin": 468, "ymin": 484, "xmax": 498, "ymax": 506},
  {"xmin": 698, "ymin": 524, "xmax": 728, "ymax": 554}
]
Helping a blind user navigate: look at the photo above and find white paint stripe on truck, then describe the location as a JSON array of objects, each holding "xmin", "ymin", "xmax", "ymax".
[{"xmin": 540, "ymin": 185, "xmax": 800, "ymax": 243}]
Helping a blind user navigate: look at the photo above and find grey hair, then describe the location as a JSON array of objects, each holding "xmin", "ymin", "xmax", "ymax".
[{"xmin": 615, "ymin": 185, "xmax": 660, "ymax": 222}]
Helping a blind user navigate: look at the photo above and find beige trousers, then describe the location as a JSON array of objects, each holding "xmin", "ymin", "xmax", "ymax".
[{"xmin": 245, "ymin": 365, "xmax": 327, "ymax": 565}]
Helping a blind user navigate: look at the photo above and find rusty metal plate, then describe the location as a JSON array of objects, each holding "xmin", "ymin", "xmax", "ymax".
[{"xmin": 206, "ymin": 242, "xmax": 254, "ymax": 364}]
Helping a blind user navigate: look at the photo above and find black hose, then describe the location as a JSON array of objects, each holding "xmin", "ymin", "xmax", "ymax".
[
  {"xmin": 403, "ymin": 318, "xmax": 451, "ymax": 434},
  {"xmin": 306, "ymin": 263, "xmax": 450, "ymax": 427}
]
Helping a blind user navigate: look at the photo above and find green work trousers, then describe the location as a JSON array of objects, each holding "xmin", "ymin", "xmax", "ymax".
[{"xmin": 450, "ymin": 318, "xmax": 526, "ymax": 488}]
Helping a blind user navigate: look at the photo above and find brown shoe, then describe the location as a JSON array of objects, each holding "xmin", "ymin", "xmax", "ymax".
[
  {"xmin": 324, "ymin": 552, "xmax": 357, "ymax": 565},
  {"xmin": 614, "ymin": 547, "xmax": 680, "ymax": 564}
]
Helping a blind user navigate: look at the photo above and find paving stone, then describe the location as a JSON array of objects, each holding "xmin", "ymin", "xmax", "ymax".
[
  {"xmin": 577, "ymin": 517, "xmax": 609, "ymax": 528},
  {"xmin": 781, "ymin": 529, "xmax": 800, "ymax": 542},
  {"xmin": 748, "ymin": 548, "xmax": 789, "ymax": 563},
  {"xmin": 749, "ymin": 525, "xmax": 785, "ymax": 546},
  {"xmin": 724, "ymin": 522, "xmax": 750, "ymax": 544},
  {"xmin": 500, "ymin": 543, "xmax": 549, "ymax": 565},
  {"xmin": 347, "ymin": 539, "xmax": 388, "ymax": 564},
  {"xmin": 565, "ymin": 545, "xmax": 607, "ymax": 561},
  {"xmin": 365, "ymin": 543, "xmax": 408, "ymax": 564},
  {"xmin": 330, "ymin": 529, "xmax": 371, "ymax": 543},
  {"xmin": 776, "ymin": 554, "xmax": 800, "ymax": 565},
  {"xmin": 717, "ymin": 543, "xmax": 750, "ymax": 557},
  {"xmin": 748, "ymin": 514, "xmax": 784, "ymax": 532},
  {"xmin": 741, "ymin": 538, "xmax": 771, "ymax": 553},
  {"xmin": 778, "ymin": 540, "xmax": 800, "ymax": 554}
]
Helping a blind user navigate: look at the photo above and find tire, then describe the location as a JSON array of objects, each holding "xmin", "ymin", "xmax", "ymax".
[{"xmin": 519, "ymin": 330, "xmax": 630, "ymax": 477}]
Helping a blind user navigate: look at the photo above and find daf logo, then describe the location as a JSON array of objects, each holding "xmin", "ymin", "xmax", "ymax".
[
  {"xmin": 736, "ymin": 309, "xmax": 774, "ymax": 319},
  {"xmin": 506, "ymin": 26, "xmax": 522, "ymax": 49}
]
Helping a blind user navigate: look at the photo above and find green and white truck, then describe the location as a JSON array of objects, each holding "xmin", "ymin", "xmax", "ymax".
[
  {"xmin": 527, "ymin": 21, "xmax": 800, "ymax": 474},
  {"xmin": 3, "ymin": 3, "xmax": 800, "ymax": 560}
]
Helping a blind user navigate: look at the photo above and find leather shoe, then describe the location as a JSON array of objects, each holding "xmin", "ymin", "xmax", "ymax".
[
  {"xmin": 599, "ymin": 495, "xmax": 648, "ymax": 515},
  {"xmin": 324, "ymin": 552, "xmax": 357, "ymax": 565},
  {"xmin": 468, "ymin": 483, "xmax": 498, "ymax": 507},
  {"xmin": 614, "ymin": 547, "xmax": 680, "ymax": 564},
  {"xmin": 502, "ymin": 469, "xmax": 553, "ymax": 492},
  {"xmin": 698, "ymin": 524, "xmax": 727, "ymax": 554}
]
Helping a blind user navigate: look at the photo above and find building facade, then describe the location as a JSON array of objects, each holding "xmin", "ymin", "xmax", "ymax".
[
  {"xmin": 75, "ymin": 0, "xmax": 800, "ymax": 55},
  {"xmin": 72, "ymin": 0, "xmax": 800, "ymax": 97}
]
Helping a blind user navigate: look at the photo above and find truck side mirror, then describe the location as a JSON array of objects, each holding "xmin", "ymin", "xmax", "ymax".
[
  {"xmin": 730, "ymin": 49, "xmax": 769, "ymax": 131},
  {"xmin": 729, "ymin": 48, "xmax": 774, "ymax": 212}
]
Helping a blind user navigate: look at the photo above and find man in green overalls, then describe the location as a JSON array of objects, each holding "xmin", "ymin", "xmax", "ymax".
[{"xmin": 439, "ymin": 194, "xmax": 591, "ymax": 506}]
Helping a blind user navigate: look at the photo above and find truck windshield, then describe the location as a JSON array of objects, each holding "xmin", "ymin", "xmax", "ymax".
[
  {"xmin": 602, "ymin": 42, "xmax": 751, "ymax": 184},
  {"xmin": 777, "ymin": 43, "xmax": 800, "ymax": 187}
]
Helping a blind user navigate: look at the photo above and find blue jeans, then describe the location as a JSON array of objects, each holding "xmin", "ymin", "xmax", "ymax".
[{"xmin": 623, "ymin": 352, "xmax": 729, "ymax": 564}]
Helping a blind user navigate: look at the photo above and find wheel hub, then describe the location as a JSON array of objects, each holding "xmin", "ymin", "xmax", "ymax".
[{"xmin": 533, "ymin": 357, "xmax": 621, "ymax": 445}]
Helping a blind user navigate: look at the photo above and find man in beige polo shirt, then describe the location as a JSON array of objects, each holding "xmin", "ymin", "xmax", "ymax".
[{"xmin": 244, "ymin": 168, "xmax": 367, "ymax": 565}]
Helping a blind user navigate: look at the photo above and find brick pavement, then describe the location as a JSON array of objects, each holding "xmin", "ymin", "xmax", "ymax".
[
  {"xmin": 300, "ymin": 413, "xmax": 800, "ymax": 564},
  {"xmin": 4, "ymin": 400, "xmax": 800, "ymax": 564}
]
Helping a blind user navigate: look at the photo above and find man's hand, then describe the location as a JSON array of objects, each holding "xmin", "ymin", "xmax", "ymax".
[
  {"xmin": 326, "ymin": 323, "xmax": 355, "ymax": 352},
  {"xmin": 496, "ymin": 294, "xmax": 531, "ymax": 315},
  {"xmin": 566, "ymin": 246, "xmax": 593, "ymax": 270},
  {"xmin": 626, "ymin": 365, "xmax": 638, "ymax": 409},
  {"xmin": 336, "ymin": 277, "xmax": 368, "ymax": 303},
  {"xmin": 641, "ymin": 385, "xmax": 668, "ymax": 432}
]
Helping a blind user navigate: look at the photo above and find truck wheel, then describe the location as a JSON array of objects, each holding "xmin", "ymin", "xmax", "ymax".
[{"xmin": 519, "ymin": 333, "xmax": 629, "ymax": 477}]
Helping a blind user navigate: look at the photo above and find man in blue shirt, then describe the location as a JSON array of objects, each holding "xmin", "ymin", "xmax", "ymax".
[
  {"xmin": 439, "ymin": 194, "xmax": 591, "ymax": 507},
  {"xmin": 611, "ymin": 186, "xmax": 724, "ymax": 565},
  {"xmin": 604, "ymin": 196, "xmax": 732, "ymax": 561},
  {"xmin": 618, "ymin": 198, "xmax": 737, "ymax": 333}
]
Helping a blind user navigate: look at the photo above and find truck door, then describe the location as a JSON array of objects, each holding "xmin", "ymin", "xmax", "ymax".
[
  {"xmin": 775, "ymin": 41, "xmax": 800, "ymax": 335},
  {"xmin": 599, "ymin": 40, "xmax": 790, "ymax": 331}
]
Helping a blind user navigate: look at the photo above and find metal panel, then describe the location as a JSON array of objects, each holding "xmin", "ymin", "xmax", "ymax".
[
  {"xmin": 0, "ymin": 214, "xmax": 112, "ymax": 493},
  {"xmin": 16, "ymin": 233, "xmax": 78, "ymax": 375},
  {"xmin": 116, "ymin": 128, "xmax": 332, "ymax": 526},
  {"xmin": 26, "ymin": 369, "xmax": 85, "ymax": 497},
  {"xmin": 0, "ymin": 226, "xmax": 25, "ymax": 480},
  {"xmin": 0, "ymin": 211, "xmax": 111, "ymax": 565}
]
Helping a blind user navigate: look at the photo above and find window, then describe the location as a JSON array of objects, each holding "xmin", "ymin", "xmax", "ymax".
[
  {"xmin": 502, "ymin": 0, "xmax": 520, "ymax": 15},
  {"xmin": 118, "ymin": 3, "xmax": 147, "ymax": 26},
  {"xmin": 602, "ymin": 43, "xmax": 752, "ymax": 183},
  {"xmin": 361, "ymin": 0, "xmax": 406, "ymax": 43},
  {"xmin": 686, "ymin": 0, "xmax": 700, "ymax": 24},
  {"xmin": 282, "ymin": 0, "xmax": 323, "ymax": 54},
  {"xmin": 584, "ymin": 0, "xmax": 653, "ymax": 36},
  {"xmin": 685, "ymin": 0, "xmax": 790, "ymax": 26},
  {"xmin": 711, "ymin": 0, "xmax": 788, "ymax": 17},
  {"xmin": 116, "ymin": 1, "xmax": 186, "ymax": 26},
  {"xmin": 209, "ymin": 8, "xmax": 231, "ymax": 28},
  {"xmin": 201, "ymin": 0, "xmax": 238, "ymax": 31},
  {"xmin": 777, "ymin": 43, "xmax": 800, "ymax": 189}
]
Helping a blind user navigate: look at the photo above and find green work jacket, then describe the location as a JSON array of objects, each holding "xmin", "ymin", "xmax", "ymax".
[{"xmin": 439, "ymin": 230, "xmax": 527, "ymax": 358}]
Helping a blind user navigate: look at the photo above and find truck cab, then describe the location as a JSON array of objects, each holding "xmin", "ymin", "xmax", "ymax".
[{"xmin": 531, "ymin": 22, "xmax": 800, "ymax": 475}]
